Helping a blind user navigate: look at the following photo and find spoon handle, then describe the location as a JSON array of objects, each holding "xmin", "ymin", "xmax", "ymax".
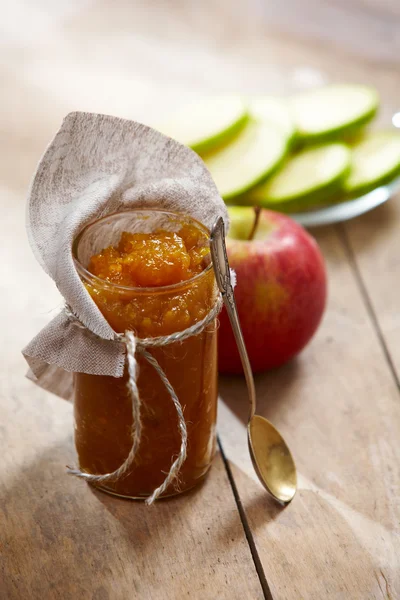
[{"xmin": 210, "ymin": 217, "xmax": 257, "ymax": 420}]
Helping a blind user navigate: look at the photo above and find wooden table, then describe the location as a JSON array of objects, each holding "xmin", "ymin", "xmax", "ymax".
[{"xmin": 1, "ymin": 1, "xmax": 399, "ymax": 598}]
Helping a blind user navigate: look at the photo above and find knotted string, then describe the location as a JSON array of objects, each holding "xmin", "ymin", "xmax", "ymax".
[{"xmin": 65, "ymin": 296, "xmax": 222, "ymax": 505}]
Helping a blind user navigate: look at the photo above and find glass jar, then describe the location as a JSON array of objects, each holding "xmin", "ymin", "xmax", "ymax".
[{"xmin": 72, "ymin": 210, "xmax": 218, "ymax": 499}]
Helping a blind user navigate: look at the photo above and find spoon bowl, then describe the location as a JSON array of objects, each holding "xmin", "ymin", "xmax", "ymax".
[{"xmin": 248, "ymin": 415, "xmax": 297, "ymax": 504}]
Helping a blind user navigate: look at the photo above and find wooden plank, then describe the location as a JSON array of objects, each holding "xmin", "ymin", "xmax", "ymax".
[
  {"xmin": 1, "ymin": 428, "xmax": 262, "ymax": 599},
  {"xmin": 340, "ymin": 198, "xmax": 400, "ymax": 383},
  {"xmin": 332, "ymin": 0, "xmax": 400, "ymax": 19},
  {"xmin": 218, "ymin": 225, "xmax": 400, "ymax": 599},
  {"xmin": 257, "ymin": 0, "xmax": 400, "ymax": 65}
]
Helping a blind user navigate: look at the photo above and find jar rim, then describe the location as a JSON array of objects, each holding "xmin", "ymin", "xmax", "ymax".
[{"xmin": 72, "ymin": 208, "xmax": 213, "ymax": 295}]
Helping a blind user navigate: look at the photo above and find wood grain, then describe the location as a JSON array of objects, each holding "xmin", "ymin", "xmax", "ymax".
[
  {"xmin": 219, "ymin": 225, "xmax": 400, "ymax": 599},
  {"xmin": 1, "ymin": 438, "xmax": 263, "ymax": 599},
  {"xmin": 340, "ymin": 201, "xmax": 400, "ymax": 384},
  {"xmin": 1, "ymin": 0, "xmax": 400, "ymax": 598}
]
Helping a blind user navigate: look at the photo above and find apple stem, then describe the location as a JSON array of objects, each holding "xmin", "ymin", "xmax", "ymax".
[{"xmin": 248, "ymin": 206, "xmax": 261, "ymax": 241}]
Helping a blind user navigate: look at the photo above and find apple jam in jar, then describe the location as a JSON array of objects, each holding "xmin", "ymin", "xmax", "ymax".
[{"xmin": 72, "ymin": 210, "xmax": 218, "ymax": 499}]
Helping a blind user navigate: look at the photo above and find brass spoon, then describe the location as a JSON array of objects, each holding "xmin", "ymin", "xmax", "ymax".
[{"xmin": 210, "ymin": 217, "xmax": 297, "ymax": 505}]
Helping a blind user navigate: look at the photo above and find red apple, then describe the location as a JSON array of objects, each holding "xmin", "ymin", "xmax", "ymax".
[{"xmin": 219, "ymin": 206, "xmax": 327, "ymax": 373}]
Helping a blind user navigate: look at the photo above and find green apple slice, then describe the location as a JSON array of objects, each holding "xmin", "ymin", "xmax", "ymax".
[
  {"xmin": 249, "ymin": 143, "xmax": 351, "ymax": 211},
  {"xmin": 290, "ymin": 84, "xmax": 379, "ymax": 142},
  {"xmin": 203, "ymin": 119, "xmax": 288, "ymax": 200},
  {"xmin": 249, "ymin": 96, "xmax": 296, "ymax": 142},
  {"xmin": 344, "ymin": 131, "xmax": 400, "ymax": 196},
  {"xmin": 159, "ymin": 96, "xmax": 248, "ymax": 154}
]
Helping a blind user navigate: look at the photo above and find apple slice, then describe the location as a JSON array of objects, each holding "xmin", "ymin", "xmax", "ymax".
[
  {"xmin": 344, "ymin": 131, "xmax": 400, "ymax": 196},
  {"xmin": 202, "ymin": 119, "xmax": 288, "ymax": 200},
  {"xmin": 289, "ymin": 84, "xmax": 379, "ymax": 142},
  {"xmin": 249, "ymin": 143, "xmax": 351, "ymax": 211},
  {"xmin": 158, "ymin": 96, "xmax": 248, "ymax": 154},
  {"xmin": 249, "ymin": 96, "xmax": 296, "ymax": 142}
]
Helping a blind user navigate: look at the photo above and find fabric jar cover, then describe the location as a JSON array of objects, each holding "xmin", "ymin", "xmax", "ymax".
[{"xmin": 23, "ymin": 112, "xmax": 228, "ymax": 400}]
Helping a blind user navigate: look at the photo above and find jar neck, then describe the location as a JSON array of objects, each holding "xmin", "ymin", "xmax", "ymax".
[{"xmin": 72, "ymin": 209, "xmax": 216, "ymax": 336}]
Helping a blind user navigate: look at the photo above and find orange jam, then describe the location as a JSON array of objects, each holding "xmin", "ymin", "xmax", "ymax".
[
  {"xmin": 73, "ymin": 210, "xmax": 218, "ymax": 499},
  {"xmin": 86, "ymin": 226, "xmax": 212, "ymax": 336},
  {"xmin": 89, "ymin": 226, "xmax": 209, "ymax": 287}
]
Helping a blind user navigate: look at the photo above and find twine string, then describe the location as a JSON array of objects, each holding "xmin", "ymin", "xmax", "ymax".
[
  {"xmin": 65, "ymin": 296, "xmax": 222, "ymax": 505},
  {"xmin": 139, "ymin": 348, "xmax": 188, "ymax": 505}
]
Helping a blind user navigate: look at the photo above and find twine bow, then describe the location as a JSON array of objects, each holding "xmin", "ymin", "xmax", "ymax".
[{"xmin": 65, "ymin": 297, "xmax": 222, "ymax": 505}]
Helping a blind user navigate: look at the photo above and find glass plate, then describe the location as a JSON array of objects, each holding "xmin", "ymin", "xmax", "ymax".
[{"xmin": 290, "ymin": 176, "xmax": 400, "ymax": 228}]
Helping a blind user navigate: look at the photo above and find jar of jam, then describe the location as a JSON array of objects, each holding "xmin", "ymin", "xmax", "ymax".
[{"xmin": 72, "ymin": 210, "xmax": 218, "ymax": 500}]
